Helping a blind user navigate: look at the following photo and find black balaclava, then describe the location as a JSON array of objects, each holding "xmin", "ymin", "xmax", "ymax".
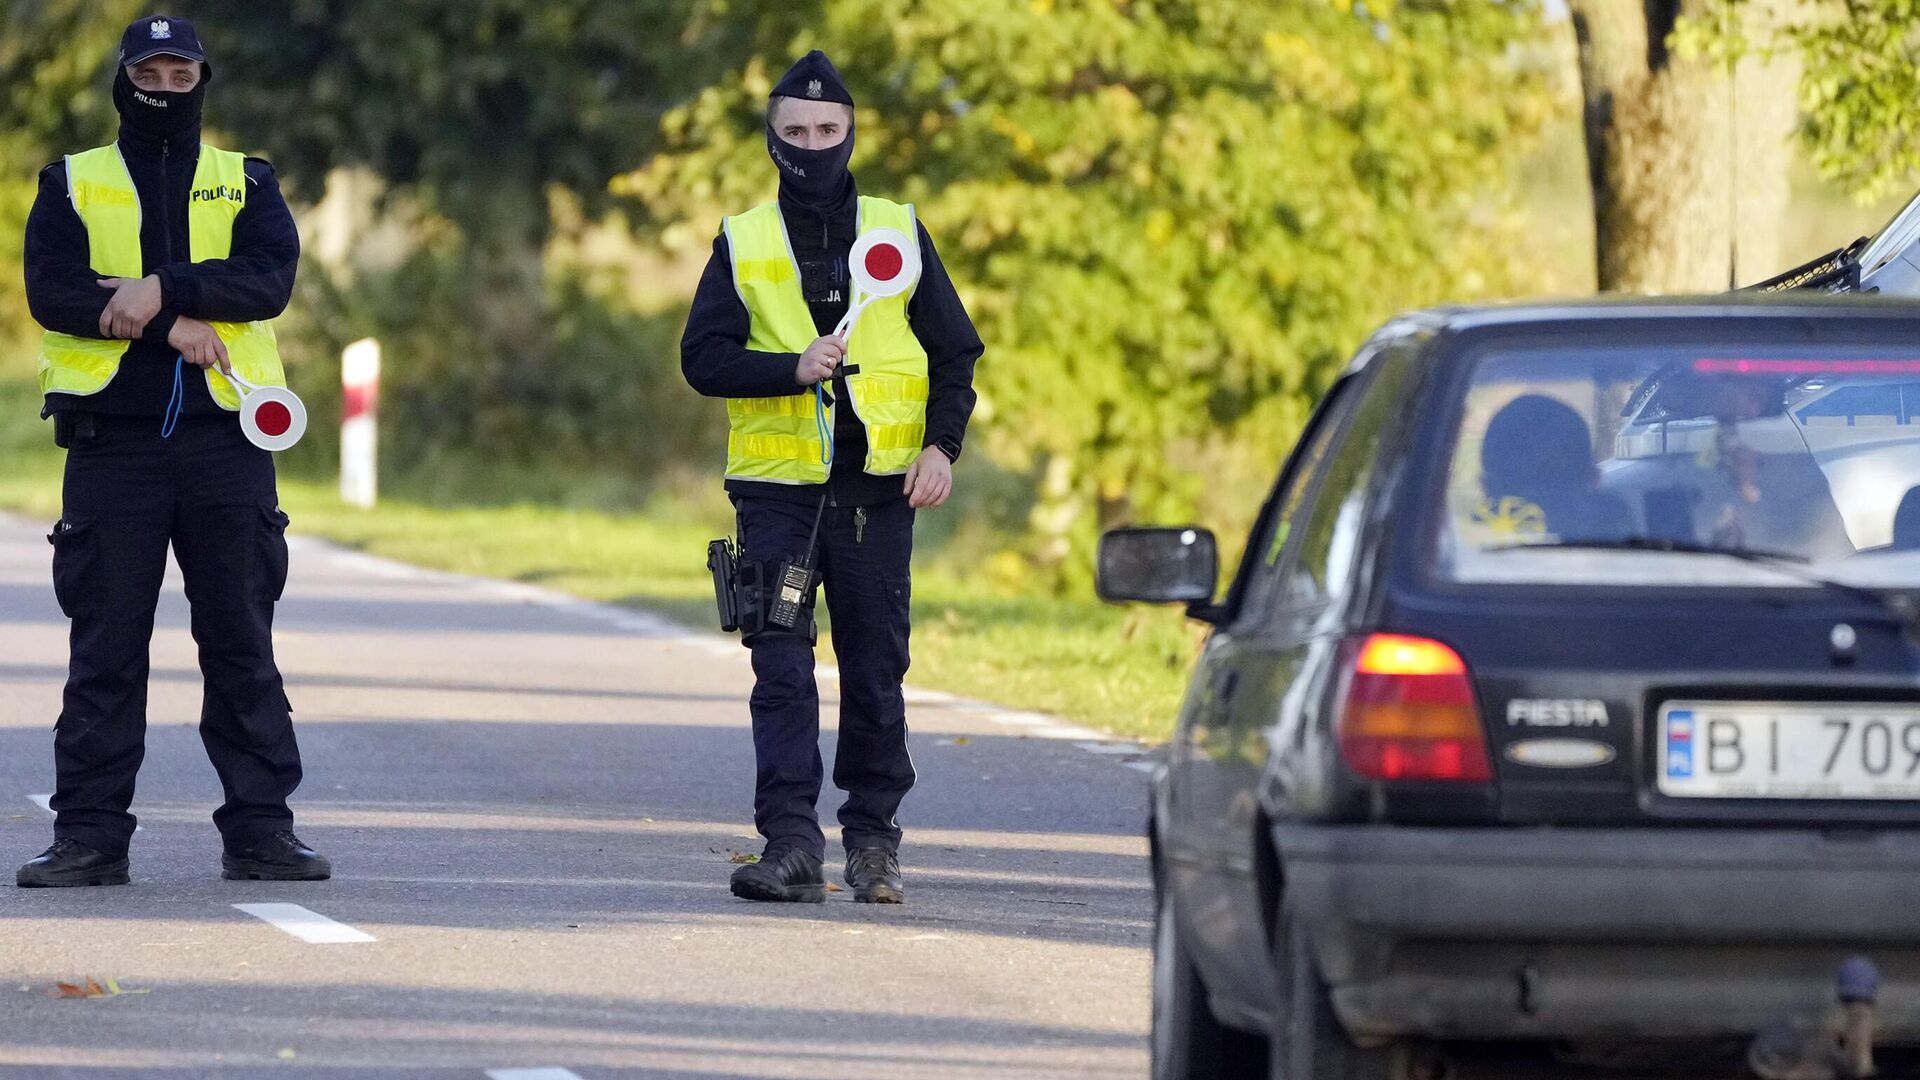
[
  {"xmin": 766, "ymin": 50, "xmax": 855, "ymax": 206},
  {"xmin": 113, "ymin": 63, "xmax": 208, "ymax": 142}
]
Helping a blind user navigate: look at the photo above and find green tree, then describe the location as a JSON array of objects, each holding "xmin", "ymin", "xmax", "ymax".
[
  {"xmin": 182, "ymin": 0, "xmax": 722, "ymax": 362},
  {"xmin": 0, "ymin": 0, "xmax": 143, "ymax": 348},
  {"xmin": 623, "ymin": 0, "xmax": 1554, "ymax": 582}
]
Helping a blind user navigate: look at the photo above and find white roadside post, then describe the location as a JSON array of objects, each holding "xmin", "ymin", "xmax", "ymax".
[{"xmin": 340, "ymin": 338, "xmax": 381, "ymax": 508}]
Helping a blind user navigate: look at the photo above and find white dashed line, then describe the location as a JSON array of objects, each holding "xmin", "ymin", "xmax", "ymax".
[
  {"xmin": 486, "ymin": 1069, "xmax": 584, "ymax": 1080},
  {"xmin": 233, "ymin": 903, "xmax": 376, "ymax": 944},
  {"xmin": 1127, "ymin": 761, "xmax": 1158, "ymax": 774}
]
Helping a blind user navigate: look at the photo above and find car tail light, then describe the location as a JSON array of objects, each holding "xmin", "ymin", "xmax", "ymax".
[{"xmin": 1337, "ymin": 633, "xmax": 1493, "ymax": 783}]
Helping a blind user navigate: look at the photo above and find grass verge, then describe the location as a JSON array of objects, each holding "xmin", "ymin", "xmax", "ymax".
[{"xmin": 0, "ymin": 447, "xmax": 1199, "ymax": 742}]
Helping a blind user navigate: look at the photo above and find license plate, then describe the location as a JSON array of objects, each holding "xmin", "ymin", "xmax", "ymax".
[{"xmin": 1659, "ymin": 702, "xmax": 1920, "ymax": 799}]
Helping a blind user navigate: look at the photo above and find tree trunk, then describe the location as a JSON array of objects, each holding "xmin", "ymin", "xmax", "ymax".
[
  {"xmin": 458, "ymin": 173, "xmax": 552, "ymax": 367},
  {"xmin": 1569, "ymin": 0, "xmax": 1799, "ymax": 293}
]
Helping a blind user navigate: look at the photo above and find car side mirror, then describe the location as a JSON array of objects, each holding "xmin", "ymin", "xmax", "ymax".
[{"xmin": 1097, "ymin": 527, "xmax": 1218, "ymax": 607}]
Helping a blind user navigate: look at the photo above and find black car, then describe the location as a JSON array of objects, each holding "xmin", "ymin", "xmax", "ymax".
[{"xmin": 1101, "ymin": 299, "xmax": 1920, "ymax": 1080}]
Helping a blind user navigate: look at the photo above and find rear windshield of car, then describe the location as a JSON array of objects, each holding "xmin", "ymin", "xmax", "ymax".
[{"xmin": 1434, "ymin": 342, "xmax": 1920, "ymax": 588}]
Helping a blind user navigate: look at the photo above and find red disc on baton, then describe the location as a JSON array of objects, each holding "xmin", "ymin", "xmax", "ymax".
[
  {"xmin": 225, "ymin": 374, "xmax": 308, "ymax": 452},
  {"xmin": 865, "ymin": 243, "xmax": 904, "ymax": 283},
  {"xmin": 254, "ymin": 400, "xmax": 293, "ymax": 438},
  {"xmin": 846, "ymin": 228, "xmax": 921, "ymax": 300}
]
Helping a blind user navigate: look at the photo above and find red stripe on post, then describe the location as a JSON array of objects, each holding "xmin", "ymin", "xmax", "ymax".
[{"xmin": 342, "ymin": 384, "xmax": 376, "ymax": 421}]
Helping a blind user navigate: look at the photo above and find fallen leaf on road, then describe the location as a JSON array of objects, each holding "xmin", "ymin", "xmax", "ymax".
[
  {"xmin": 729, "ymin": 852, "xmax": 760, "ymax": 864},
  {"xmin": 277, "ymin": 1049, "xmax": 297, "ymax": 1061},
  {"xmin": 46, "ymin": 977, "xmax": 146, "ymax": 999},
  {"xmin": 952, "ymin": 735, "xmax": 970, "ymax": 746},
  {"xmin": 824, "ymin": 882, "xmax": 843, "ymax": 893}
]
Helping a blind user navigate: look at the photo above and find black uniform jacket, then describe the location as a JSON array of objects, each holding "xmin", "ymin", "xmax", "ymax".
[
  {"xmin": 24, "ymin": 119, "xmax": 300, "ymax": 418},
  {"xmin": 680, "ymin": 180, "xmax": 983, "ymax": 507}
]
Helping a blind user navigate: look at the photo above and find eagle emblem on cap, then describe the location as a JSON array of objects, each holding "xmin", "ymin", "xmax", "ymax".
[
  {"xmin": 149, "ymin": 19, "xmax": 172, "ymax": 39},
  {"xmin": 806, "ymin": 79, "xmax": 823, "ymax": 99}
]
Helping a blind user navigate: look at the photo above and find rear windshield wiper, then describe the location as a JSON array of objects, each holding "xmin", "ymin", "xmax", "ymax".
[
  {"xmin": 1485, "ymin": 537, "xmax": 1920, "ymax": 636},
  {"xmin": 1485, "ymin": 536, "xmax": 1810, "ymax": 563}
]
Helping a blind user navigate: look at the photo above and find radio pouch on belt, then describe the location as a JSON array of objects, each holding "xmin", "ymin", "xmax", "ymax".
[
  {"xmin": 707, "ymin": 537, "xmax": 798, "ymax": 640},
  {"xmin": 707, "ymin": 494, "xmax": 827, "ymax": 642}
]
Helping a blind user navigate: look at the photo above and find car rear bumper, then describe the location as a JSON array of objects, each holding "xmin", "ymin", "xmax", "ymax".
[{"xmin": 1274, "ymin": 824, "xmax": 1920, "ymax": 1042}]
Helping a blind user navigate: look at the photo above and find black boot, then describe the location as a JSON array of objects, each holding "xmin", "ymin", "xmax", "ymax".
[
  {"xmin": 222, "ymin": 831, "xmax": 331, "ymax": 881},
  {"xmin": 730, "ymin": 846, "xmax": 825, "ymax": 903},
  {"xmin": 845, "ymin": 846, "xmax": 904, "ymax": 904},
  {"xmin": 16, "ymin": 838, "xmax": 130, "ymax": 888}
]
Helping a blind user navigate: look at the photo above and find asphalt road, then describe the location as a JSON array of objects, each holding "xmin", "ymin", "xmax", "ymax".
[{"xmin": 0, "ymin": 511, "xmax": 1153, "ymax": 1079}]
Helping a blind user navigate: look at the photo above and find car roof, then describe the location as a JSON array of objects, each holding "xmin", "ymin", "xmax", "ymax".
[
  {"xmin": 1408, "ymin": 294, "xmax": 1920, "ymax": 337},
  {"xmin": 1347, "ymin": 296, "xmax": 1920, "ymax": 382}
]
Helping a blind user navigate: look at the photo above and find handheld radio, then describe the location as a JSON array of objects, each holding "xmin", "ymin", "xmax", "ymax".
[{"xmin": 767, "ymin": 494, "xmax": 828, "ymax": 631}]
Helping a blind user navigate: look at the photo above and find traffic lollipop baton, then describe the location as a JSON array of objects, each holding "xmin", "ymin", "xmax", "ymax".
[
  {"xmin": 812, "ymin": 228, "xmax": 922, "ymax": 465},
  {"xmin": 220, "ymin": 368, "xmax": 308, "ymax": 452},
  {"xmin": 831, "ymin": 228, "xmax": 922, "ymax": 350}
]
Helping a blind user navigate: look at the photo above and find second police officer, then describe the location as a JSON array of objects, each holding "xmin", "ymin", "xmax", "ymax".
[
  {"xmin": 682, "ymin": 51, "xmax": 983, "ymax": 904},
  {"xmin": 16, "ymin": 15, "xmax": 327, "ymax": 887}
]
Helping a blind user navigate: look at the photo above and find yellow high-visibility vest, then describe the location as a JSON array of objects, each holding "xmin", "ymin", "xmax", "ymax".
[
  {"xmin": 38, "ymin": 143, "xmax": 285, "ymax": 411},
  {"xmin": 721, "ymin": 196, "xmax": 929, "ymax": 484}
]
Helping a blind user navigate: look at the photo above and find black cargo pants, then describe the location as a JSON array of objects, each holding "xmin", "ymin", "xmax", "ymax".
[
  {"xmin": 733, "ymin": 494, "xmax": 916, "ymax": 860},
  {"xmin": 48, "ymin": 413, "xmax": 301, "ymax": 857}
]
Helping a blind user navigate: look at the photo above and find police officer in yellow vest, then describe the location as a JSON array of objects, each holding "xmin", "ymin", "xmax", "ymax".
[
  {"xmin": 16, "ymin": 16, "xmax": 328, "ymax": 887},
  {"xmin": 682, "ymin": 51, "xmax": 982, "ymax": 904}
]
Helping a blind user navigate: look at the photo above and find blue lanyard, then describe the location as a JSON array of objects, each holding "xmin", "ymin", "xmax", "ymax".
[
  {"xmin": 814, "ymin": 383, "xmax": 834, "ymax": 466},
  {"xmin": 160, "ymin": 354, "xmax": 185, "ymax": 439}
]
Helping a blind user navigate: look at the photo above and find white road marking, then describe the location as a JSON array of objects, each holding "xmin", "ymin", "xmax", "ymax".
[
  {"xmin": 1027, "ymin": 725, "xmax": 1103, "ymax": 741},
  {"xmin": 311, "ymin": 532, "xmax": 1162, "ymax": 768},
  {"xmin": 232, "ymin": 903, "xmax": 376, "ymax": 944},
  {"xmin": 1127, "ymin": 761, "xmax": 1158, "ymax": 774},
  {"xmin": 323, "ymin": 550, "xmax": 427, "ymax": 581},
  {"xmin": 486, "ymin": 1070, "xmax": 584, "ymax": 1080},
  {"xmin": 26, "ymin": 793, "xmax": 142, "ymax": 830},
  {"xmin": 1075, "ymin": 741, "xmax": 1146, "ymax": 756}
]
